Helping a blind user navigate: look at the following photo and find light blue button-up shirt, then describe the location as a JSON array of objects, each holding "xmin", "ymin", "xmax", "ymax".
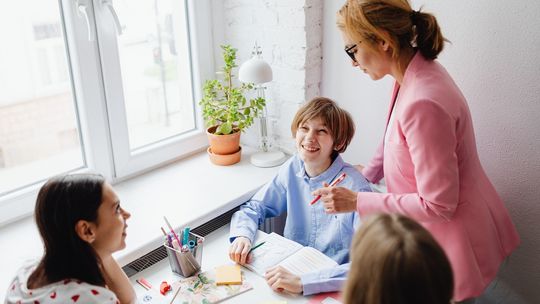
[{"xmin": 230, "ymin": 153, "xmax": 372, "ymax": 295}]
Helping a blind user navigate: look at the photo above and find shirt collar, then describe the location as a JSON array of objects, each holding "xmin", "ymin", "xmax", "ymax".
[{"xmin": 295, "ymin": 153, "xmax": 345, "ymax": 183}]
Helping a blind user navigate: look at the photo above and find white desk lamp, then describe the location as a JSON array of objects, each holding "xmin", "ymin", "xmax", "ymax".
[{"xmin": 239, "ymin": 44, "xmax": 286, "ymax": 167}]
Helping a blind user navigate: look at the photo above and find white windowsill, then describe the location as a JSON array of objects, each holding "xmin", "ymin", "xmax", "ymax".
[{"xmin": 0, "ymin": 146, "xmax": 283, "ymax": 299}]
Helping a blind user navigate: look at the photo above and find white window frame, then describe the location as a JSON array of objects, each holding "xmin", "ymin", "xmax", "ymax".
[{"xmin": 0, "ymin": 0, "xmax": 214, "ymax": 226}]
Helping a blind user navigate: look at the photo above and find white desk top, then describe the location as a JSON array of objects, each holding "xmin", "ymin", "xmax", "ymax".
[{"xmin": 130, "ymin": 224, "xmax": 311, "ymax": 304}]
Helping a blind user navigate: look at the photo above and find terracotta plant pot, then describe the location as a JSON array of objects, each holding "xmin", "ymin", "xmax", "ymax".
[
  {"xmin": 206, "ymin": 126, "xmax": 241, "ymax": 155},
  {"xmin": 207, "ymin": 146, "xmax": 242, "ymax": 166}
]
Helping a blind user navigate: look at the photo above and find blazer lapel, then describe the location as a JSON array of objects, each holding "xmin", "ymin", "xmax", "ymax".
[{"xmin": 385, "ymin": 81, "xmax": 400, "ymax": 129}]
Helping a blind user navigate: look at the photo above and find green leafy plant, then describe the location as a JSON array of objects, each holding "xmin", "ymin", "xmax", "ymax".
[{"xmin": 199, "ymin": 45, "xmax": 266, "ymax": 135}]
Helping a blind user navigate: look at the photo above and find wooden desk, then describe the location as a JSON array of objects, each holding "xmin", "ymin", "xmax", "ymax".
[{"xmin": 130, "ymin": 224, "xmax": 310, "ymax": 303}]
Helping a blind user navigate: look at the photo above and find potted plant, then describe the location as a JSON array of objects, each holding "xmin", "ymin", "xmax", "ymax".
[{"xmin": 199, "ymin": 45, "xmax": 266, "ymax": 165}]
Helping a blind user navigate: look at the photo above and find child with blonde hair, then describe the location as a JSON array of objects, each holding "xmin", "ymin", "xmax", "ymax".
[
  {"xmin": 229, "ymin": 97, "xmax": 371, "ymax": 295},
  {"xmin": 343, "ymin": 213, "xmax": 453, "ymax": 304}
]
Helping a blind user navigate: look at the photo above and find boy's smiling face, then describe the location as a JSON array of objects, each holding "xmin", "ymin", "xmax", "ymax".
[{"xmin": 295, "ymin": 117, "xmax": 334, "ymax": 176}]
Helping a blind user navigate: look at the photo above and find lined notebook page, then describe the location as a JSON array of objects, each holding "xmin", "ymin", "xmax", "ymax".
[
  {"xmin": 247, "ymin": 232, "xmax": 303, "ymax": 276},
  {"xmin": 279, "ymin": 247, "xmax": 338, "ymax": 275}
]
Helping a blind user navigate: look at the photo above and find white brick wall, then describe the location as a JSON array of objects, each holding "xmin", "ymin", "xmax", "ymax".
[{"xmin": 214, "ymin": 0, "xmax": 324, "ymax": 154}]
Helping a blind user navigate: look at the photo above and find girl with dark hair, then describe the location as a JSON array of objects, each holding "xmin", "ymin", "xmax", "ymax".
[
  {"xmin": 343, "ymin": 213, "xmax": 453, "ymax": 304},
  {"xmin": 5, "ymin": 174, "xmax": 135, "ymax": 304},
  {"xmin": 313, "ymin": 0, "xmax": 520, "ymax": 302}
]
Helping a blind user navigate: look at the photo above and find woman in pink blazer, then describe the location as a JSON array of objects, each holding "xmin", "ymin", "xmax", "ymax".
[{"xmin": 314, "ymin": 0, "xmax": 520, "ymax": 302}]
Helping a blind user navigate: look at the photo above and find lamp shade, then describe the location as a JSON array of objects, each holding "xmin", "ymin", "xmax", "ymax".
[{"xmin": 238, "ymin": 57, "xmax": 273, "ymax": 84}]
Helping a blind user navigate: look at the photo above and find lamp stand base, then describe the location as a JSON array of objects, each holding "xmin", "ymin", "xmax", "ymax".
[{"xmin": 250, "ymin": 151, "xmax": 287, "ymax": 168}]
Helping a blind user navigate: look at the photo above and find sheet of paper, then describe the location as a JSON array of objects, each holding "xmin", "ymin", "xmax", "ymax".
[
  {"xmin": 321, "ymin": 297, "xmax": 342, "ymax": 304},
  {"xmin": 279, "ymin": 247, "xmax": 338, "ymax": 276},
  {"xmin": 307, "ymin": 291, "xmax": 342, "ymax": 304},
  {"xmin": 171, "ymin": 270, "xmax": 252, "ymax": 303}
]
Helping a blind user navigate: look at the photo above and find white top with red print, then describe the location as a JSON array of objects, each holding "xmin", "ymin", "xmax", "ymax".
[{"xmin": 4, "ymin": 261, "xmax": 118, "ymax": 304}]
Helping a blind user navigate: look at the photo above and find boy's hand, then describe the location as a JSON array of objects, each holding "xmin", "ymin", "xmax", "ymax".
[
  {"xmin": 229, "ymin": 236, "xmax": 252, "ymax": 265},
  {"xmin": 264, "ymin": 266, "xmax": 303, "ymax": 295},
  {"xmin": 354, "ymin": 164, "xmax": 364, "ymax": 172}
]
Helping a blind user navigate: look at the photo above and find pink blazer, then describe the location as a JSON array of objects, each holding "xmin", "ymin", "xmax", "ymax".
[{"xmin": 359, "ymin": 52, "xmax": 520, "ymax": 301}]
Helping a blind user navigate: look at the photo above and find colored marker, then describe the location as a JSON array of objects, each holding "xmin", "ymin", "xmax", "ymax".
[
  {"xmin": 248, "ymin": 241, "xmax": 266, "ymax": 253},
  {"xmin": 182, "ymin": 227, "xmax": 190, "ymax": 246},
  {"xmin": 310, "ymin": 172, "xmax": 347, "ymax": 205}
]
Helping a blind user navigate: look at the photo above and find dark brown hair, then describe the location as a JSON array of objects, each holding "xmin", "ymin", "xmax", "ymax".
[
  {"xmin": 343, "ymin": 213, "xmax": 454, "ymax": 304},
  {"xmin": 337, "ymin": 0, "xmax": 446, "ymax": 61},
  {"xmin": 291, "ymin": 97, "xmax": 355, "ymax": 153},
  {"xmin": 28, "ymin": 174, "xmax": 107, "ymax": 287}
]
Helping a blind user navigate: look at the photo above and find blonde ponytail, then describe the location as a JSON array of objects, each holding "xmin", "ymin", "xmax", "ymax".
[{"xmin": 411, "ymin": 10, "xmax": 445, "ymax": 59}]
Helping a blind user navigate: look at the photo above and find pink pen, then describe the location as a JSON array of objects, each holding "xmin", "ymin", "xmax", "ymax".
[
  {"xmin": 310, "ymin": 172, "xmax": 347, "ymax": 205},
  {"xmin": 163, "ymin": 216, "xmax": 182, "ymax": 246}
]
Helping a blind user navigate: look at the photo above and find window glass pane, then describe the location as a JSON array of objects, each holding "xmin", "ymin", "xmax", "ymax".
[
  {"xmin": 0, "ymin": 2, "xmax": 84, "ymax": 195},
  {"xmin": 116, "ymin": 0, "xmax": 196, "ymax": 150}
]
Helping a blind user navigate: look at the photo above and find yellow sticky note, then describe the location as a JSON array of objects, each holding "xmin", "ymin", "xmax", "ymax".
[{"xmin": 215, "ymin": 265, "xmax": 242, "ymax": 285}]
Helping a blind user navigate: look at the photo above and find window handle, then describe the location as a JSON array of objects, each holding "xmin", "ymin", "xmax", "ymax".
[
  {"xmin": 102, "ymin": 0, "xmax": 123, "ymax": 35},
  {"xmin": 76, "ymin": 0, "xmax": 96, "ymax": 41}
]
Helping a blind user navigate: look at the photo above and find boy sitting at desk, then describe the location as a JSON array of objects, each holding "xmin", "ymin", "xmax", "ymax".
[{"xmin": 228, "ymin": 97, "xmax": 371, "ymax": 295}]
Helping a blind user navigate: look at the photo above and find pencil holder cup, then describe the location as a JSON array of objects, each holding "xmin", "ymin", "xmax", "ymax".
[{"xmin": 164, "ymin": 232, "xmax": 204, "ymax": 277}]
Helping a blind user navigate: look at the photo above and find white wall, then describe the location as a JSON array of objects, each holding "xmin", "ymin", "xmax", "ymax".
[
  {"xmin": 211, "ymin": 0, "xmax": 324, "ymax": 154},
  {"xmin": 322, "ymin": 1, "xmax": 540, "ymax": 303}
]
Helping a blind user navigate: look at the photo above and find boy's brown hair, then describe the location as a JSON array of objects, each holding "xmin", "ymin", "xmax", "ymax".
[
  {"xmin": 290, "ymin": 97, "xmax": 355, "ymax": 153},
  {"xmin": 343, "ymin": 213, "xmax": 454, "ymax": 304}
]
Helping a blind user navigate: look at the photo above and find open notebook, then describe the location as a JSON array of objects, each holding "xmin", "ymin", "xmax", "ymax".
[{"xmin": 245, "ymin": 232, "xmax": 338, "ymax": 277}]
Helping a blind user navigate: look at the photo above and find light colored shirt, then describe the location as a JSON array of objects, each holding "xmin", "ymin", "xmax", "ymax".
[
  {"xmin": 230, "ymin": 154, "xmax": 371, "ymax": 295},
  {"xmin": 5, "ymin": 261, "xmax": 118, "ymax": 304}
]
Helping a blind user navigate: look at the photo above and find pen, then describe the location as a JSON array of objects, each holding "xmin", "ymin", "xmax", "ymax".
[
  {"xmin": 169, "ymin": 285, "xmax": 181, "ymax": 304},
  {"xmin": 248, "ymin": 241, "xmax": 266, "ymax": 253},
  {"xmin": 310, "ymin": 172, "xmax": 347, "ymax": 205},
  {"xmin": 163, "ymin": 216, "xmax": 182, "ymax": 247}
]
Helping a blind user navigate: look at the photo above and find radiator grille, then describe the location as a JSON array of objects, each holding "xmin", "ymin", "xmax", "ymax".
[
  {"xmin": 122, "ymin": 246, "xmax": 167, "ymax": 277},
  {"xmin": 192, "ymin": 206, "xmax": 238, "ymax": 236}
]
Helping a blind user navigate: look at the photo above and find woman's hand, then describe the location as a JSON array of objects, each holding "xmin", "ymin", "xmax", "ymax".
[
  {"xmin": 264, "ymin": 266, "xmax": 303, "ymax": 294},
  {"xmin": 313, "ymin": 182, "xmax": 358, "ymax": 213},
  {"xmin": 228, "ymin": 236, "xmax": 252, "ymax": 265},
  {"xmin": 354, "ymin": 164, "xmax": 365, "ymax": 172}
]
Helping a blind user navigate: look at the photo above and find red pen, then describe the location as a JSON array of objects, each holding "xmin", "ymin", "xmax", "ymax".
[{"xmin": 310, "ymin": 172, "xmax": 347, "ymax": 205}]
